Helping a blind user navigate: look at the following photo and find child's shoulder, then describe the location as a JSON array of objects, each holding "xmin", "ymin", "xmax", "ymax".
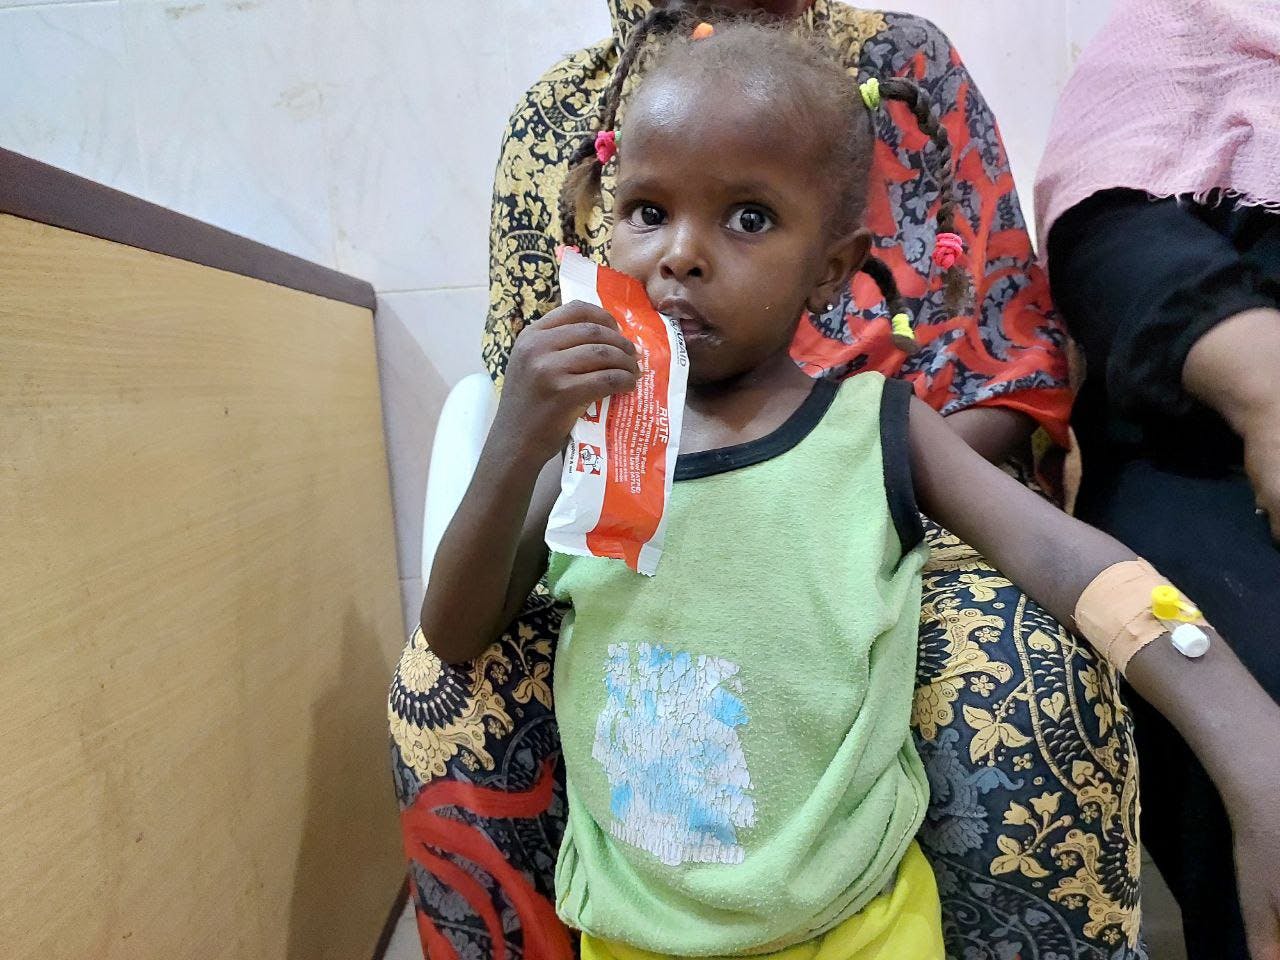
[
  {"xmin": 828, "ymin": 372, "xmax": 916, "ymax": 444},
  {"xmin": 815, "ymin": 372, "xmax": 905, "ymax": 444},
  {"xmin": 832, "ymin": 369, "xmax": 889, "ymax": 400}
]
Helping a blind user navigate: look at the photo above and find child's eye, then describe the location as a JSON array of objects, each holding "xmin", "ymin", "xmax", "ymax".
[
  {"xmin": 727, "ymin": 206, "xmax": 774, "ymax": 235},
  {"xmin": 627, "ymin": 204, "xmax": 666, "ymax": 227}
]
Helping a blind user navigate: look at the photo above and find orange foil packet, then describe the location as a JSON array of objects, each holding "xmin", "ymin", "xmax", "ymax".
[{"xmin": 545, "ymin": 252, "xmax": 689, "ymax": 575}]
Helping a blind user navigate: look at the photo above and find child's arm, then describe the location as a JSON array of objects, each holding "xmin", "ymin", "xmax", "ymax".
[
  {"xmin": 908, "ymin": 397, "xmax": 1280, "ymax": 960},
  {"xmin": 419, "ymin": 302, "xmax": 639, "ymax": 664}
]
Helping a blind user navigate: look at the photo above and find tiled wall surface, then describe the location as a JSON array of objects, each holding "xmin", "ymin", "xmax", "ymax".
[{"xmin": 1, "ymin": 0, "xmax": 1116, "ymax": 634}]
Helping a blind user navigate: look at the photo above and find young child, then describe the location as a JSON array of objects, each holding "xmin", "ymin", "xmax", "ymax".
[{"xmin": 420, "ymin": 14, "xmax": 1280, "ymax": 960}]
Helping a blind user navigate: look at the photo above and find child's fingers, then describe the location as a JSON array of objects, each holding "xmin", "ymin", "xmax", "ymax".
[
  {"xmin": 537, "ymin": 300, "xmax": 624, "ymax": 336},
  {"xmin": 557, "ymin": 342, "xmax": 642, "ymax": 378},
  {"xmin": 539, "ymin": 321, "xmax": 638, "ymax": 357},
  {"xmin": 570, "ymin": 367, "xmax": 640, "ymax": 401}
]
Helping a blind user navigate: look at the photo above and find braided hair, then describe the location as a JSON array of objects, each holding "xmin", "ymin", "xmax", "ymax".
[
  {"xmin": 558, "ymin": 13, "xmax": 970, "ymax": 354},
  {"xmin": 876, "ymin": 77, "xmax": 970, "ymax": 311},
  {"xmin": 557, "ymin": 6, "xmax": 681, "ymax": 251}
]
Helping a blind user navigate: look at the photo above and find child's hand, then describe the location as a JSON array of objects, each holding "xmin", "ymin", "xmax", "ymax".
[
  {"xmin": 1233, "ymin": 807, "xmax": 1280, "ymax": 960},
  {"xmin": 495, "ymin": 300, "xmax": 640, "ymax": 463}
]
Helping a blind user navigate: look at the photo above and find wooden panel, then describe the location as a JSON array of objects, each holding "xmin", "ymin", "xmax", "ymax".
[
  {"xmin": 0, "ymin": 214, "xmax": 406, "ymax": 960},
  {"xmin": 0, "ymin": 148, "xmax": 376, "ymax": 310}
]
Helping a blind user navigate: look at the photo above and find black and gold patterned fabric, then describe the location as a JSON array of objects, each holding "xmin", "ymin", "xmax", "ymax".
[{"xmin": 390, "ymin": 4, "xmax": 1144, "ymax": 958}]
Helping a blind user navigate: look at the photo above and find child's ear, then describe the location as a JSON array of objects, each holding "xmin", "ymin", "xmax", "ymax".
[{"xmin": 807, "ymin": 227, "xmax": 872, "ymax": 314}]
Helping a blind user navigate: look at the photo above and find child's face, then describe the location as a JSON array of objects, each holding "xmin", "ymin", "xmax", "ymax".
[{"xmin": 609, "ymin": 72, "xmax": 868, "ymax": 386}]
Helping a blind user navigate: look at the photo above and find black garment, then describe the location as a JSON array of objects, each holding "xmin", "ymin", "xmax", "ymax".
[{"xmin": 1049, "ymin": 189, "xmax": 1280, "ymax": 960}]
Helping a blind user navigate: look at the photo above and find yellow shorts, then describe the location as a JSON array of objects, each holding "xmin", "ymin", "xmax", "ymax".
[{"xmin": 581, "ymin": 841, "xmax": 943, "ymax": 960}]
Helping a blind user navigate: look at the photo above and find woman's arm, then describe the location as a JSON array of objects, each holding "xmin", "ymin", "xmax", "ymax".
[
  {"xmin": 1047, "ymin": 189, "xmax": 1269, "ymax": 423},
  {"xmin": 909, "ymin": 397, "xmax": 1280, "ymax": 960},
  {"xmin": 482, "ymin": 77, "xmax": 566, "ymax": 387},
  {"xmin": 1049, "ymin": 191, "xmax": 1280, "ymax": 539},
  {"xmin": 943, "ymin": 407, "xmax": 1035, "ymax": 465},
  {"xmin": 421, "ymin": 302, "xmax": 639, "ymax": 664},
  {"xmin": 1183, "ymin": 307, "xmax": 1280, "ymax": 540}
]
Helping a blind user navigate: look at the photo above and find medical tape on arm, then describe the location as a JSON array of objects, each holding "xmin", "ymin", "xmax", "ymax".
[{"xmin": 1073, "ymin": 559, "xmax": 1212, "ymax": 674}]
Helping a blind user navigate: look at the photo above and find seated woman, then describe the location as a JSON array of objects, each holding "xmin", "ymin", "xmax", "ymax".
[
  {"xmin": 1038, "ymin": 2, "xmax": 1280, "ymax": 958},
  {"xmin": 390, "ymin": 2, "xmax": 1142, "ymax": 957}
]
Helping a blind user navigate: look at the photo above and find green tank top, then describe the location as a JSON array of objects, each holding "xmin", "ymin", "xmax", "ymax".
[{"xmin": 547, "ymin": 372, "xmax": 928, "ymax": 955}]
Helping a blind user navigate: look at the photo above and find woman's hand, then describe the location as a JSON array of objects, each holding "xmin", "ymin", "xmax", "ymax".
[
  {"xmin": 495, "ymin": 300, "xmax": 640, "ymax": 464},
  {"xmin": 1233, "ymin": 805, "xmax": 1280, "ymax": 960}
]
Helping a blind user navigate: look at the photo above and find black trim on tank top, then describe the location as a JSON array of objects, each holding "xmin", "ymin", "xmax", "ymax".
[
  {"xmin": 674, "ymin": 378, "xmax": 840, "ymax": 481},
  {"xmin": 879, "ymin": 378, "xmax": 926, "ymax": 553}
]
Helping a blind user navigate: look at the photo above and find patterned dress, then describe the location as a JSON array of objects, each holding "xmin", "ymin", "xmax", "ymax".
[{"xmin": 389, "ymin": 3, "xmax": 1144, "ymax": 958}]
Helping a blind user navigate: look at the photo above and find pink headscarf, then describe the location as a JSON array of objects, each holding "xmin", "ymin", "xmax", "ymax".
[{"xmin": 1034, "ymin": 0, "xmax": 1280, "ymax": 253}]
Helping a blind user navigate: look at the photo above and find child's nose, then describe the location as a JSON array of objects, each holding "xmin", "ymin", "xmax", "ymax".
[{"xmin": 658, "ymin": 223, "xmax": 706, "ymax": 282}]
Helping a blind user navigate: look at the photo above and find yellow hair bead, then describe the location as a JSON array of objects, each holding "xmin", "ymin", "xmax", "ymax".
[
  {"xmin": 890, "ymin": 312, "xmax": 914, "ymax": 341},
  {"xmin": 859, "ymin": 77, "xmax": 882, "ymax": 111},
  {"xmin": 890, "ymin": 311, "xmax": 918, "ymax": 354}
]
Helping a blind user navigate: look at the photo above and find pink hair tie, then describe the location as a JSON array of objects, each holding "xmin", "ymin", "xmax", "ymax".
[
  {"xmin": 932, "ymin": 232, "xmax": 964, "ymax": 269},
  {"xmin": 594, "ymin": 130, "xmax": 617, "ymax": 164}
]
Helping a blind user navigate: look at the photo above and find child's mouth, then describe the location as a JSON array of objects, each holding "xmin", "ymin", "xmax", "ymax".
[
  {"xmin": 677, "ymin": 318, "xmax": 712, "ymax": 342},
  {"xmin": 655, "ymin": 297, "xmax": 713, "ymax": 342}
]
